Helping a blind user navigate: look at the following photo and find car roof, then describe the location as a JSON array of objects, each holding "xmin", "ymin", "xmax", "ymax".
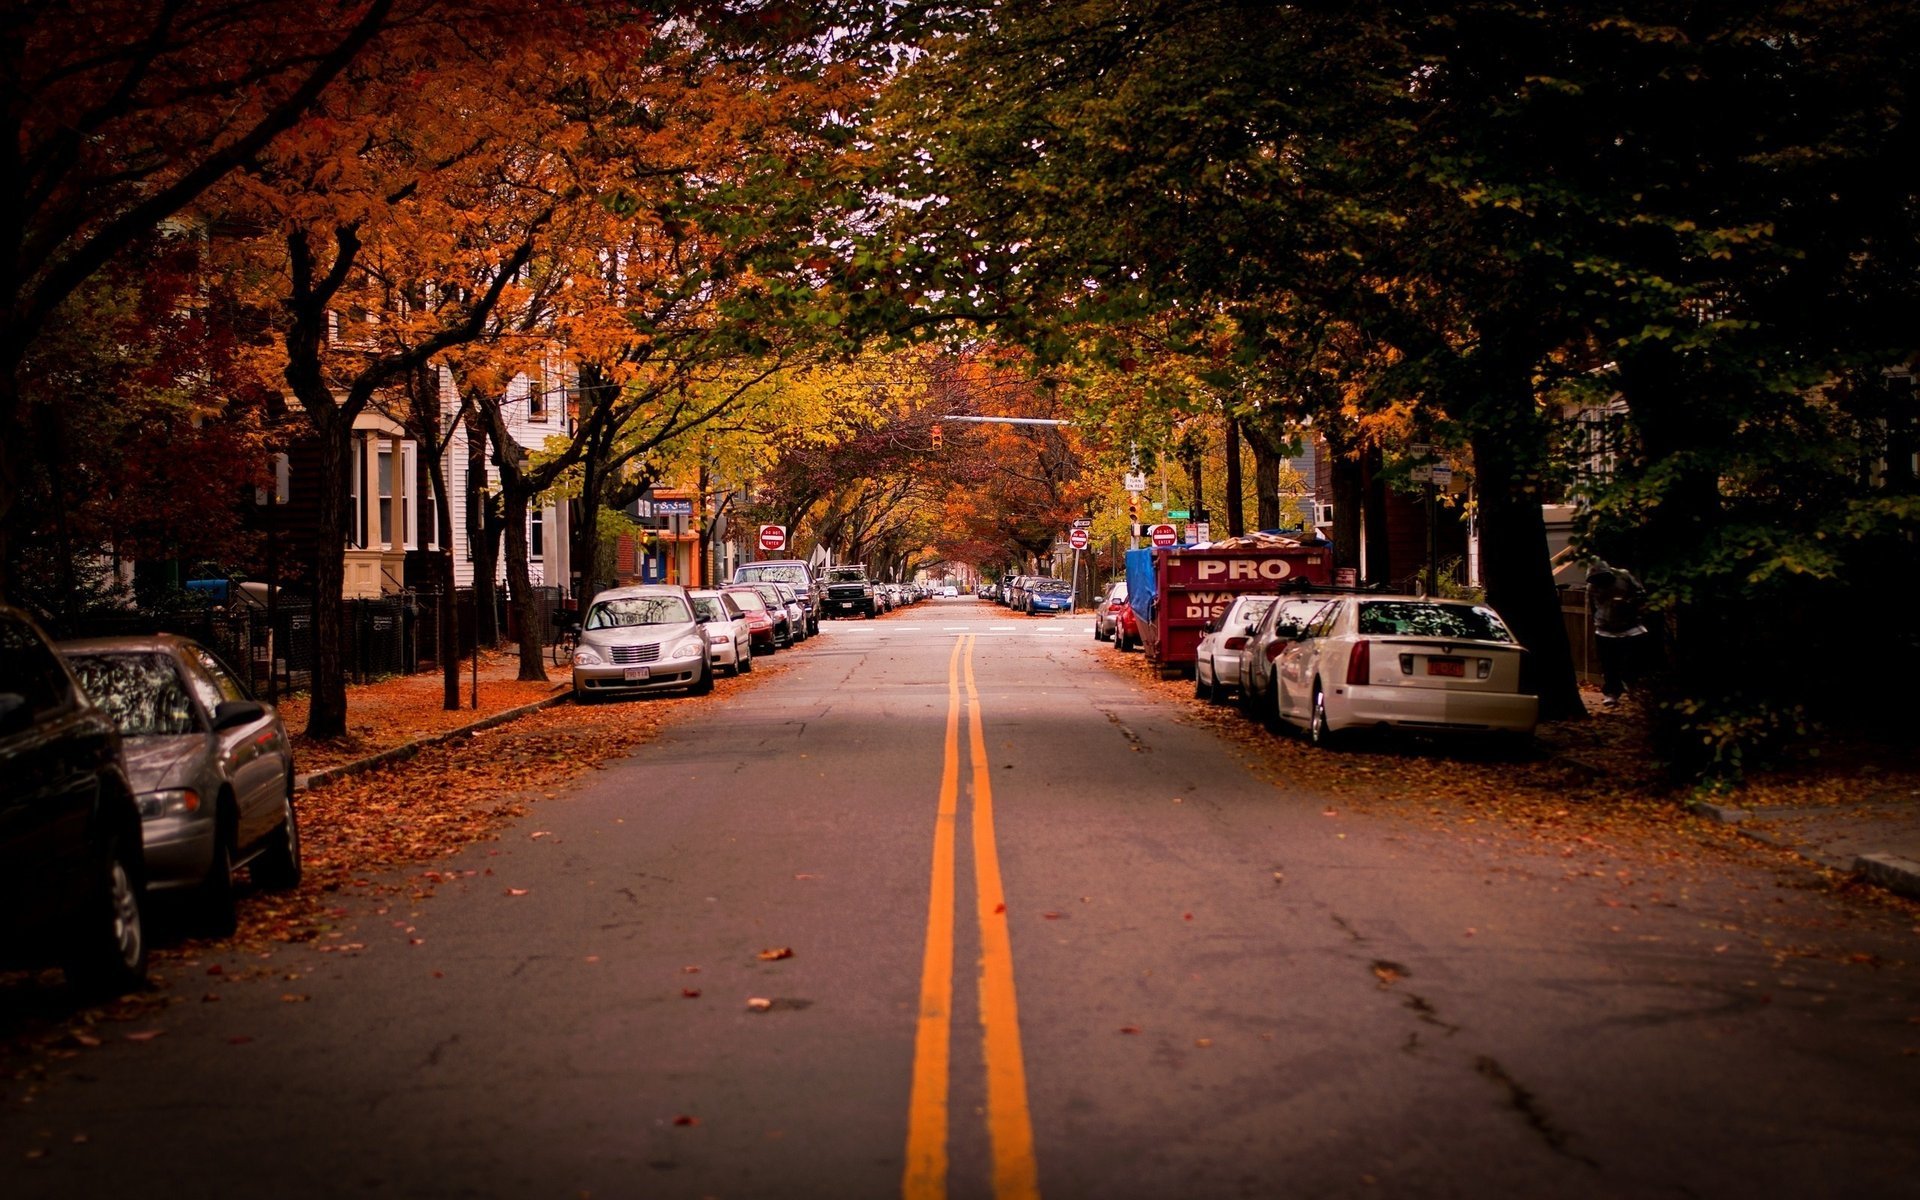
[
  {"xmin": 589, "ymin": 585, "xmax": 691, "ymax": 601},
  {"xmin": 59, "ymin": 633, "xmax": 200, "ymax": 655}
]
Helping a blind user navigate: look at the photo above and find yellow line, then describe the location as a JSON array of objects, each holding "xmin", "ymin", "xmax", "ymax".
[
  {"xmin": 966, "ymin": 635, "xmax": 1041, "ymax": 1200},
  {"xmin": 902, "ymin": 637, "xmax": 964, "ymax": 1200}
]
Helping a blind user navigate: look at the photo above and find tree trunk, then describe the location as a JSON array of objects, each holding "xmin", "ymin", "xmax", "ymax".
[
  {"xmin": 305, "ymin": 415, "xmax": 352, "ymax": 739},
  {"xmin": 1329, "ymin": 439, "xmax": 1363, "ymax": 577},
  {"xmin": 424, "ymin": 452, "xmax": 461, "ymax": 710},
  {"xmin": 1470, "ymin": 405, "xmax": 1584, "ymax": 721},
  {"xmin": 1242, "ymin": 419, "xmax": 1285, "ymax": 531},
  {"xmin": 1361, "ymin": 444, "xmax": 1390, "ymax": 585},
  {"xmin": 1224, "ymin": 416, "xmax": 1245, "ymax": 537},
  {"xmin": 500, "ymin": 482, "xmax": 547, "ymax": 682}
]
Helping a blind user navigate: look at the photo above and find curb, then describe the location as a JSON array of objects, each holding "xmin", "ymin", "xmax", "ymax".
[
  {"xmin": 1686, "ymin": 799, "xmax": 1750, "ymax": 825},
  {"xmin": 296, "ymin": 687, "xmax": 571, "ymax": 791},
  {"xmin": 1852, "ymin": 853, "xmax": 1920, "ymax": 901}
]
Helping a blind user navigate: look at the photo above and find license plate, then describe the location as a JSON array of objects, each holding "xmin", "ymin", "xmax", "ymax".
[
  {"xmin": 623, "ymin": 666, "xmax": 650, "ymax": 681},
  {"xmin": 1427, "ymin": 658, "xmax": 1465, "ymax": 677}
]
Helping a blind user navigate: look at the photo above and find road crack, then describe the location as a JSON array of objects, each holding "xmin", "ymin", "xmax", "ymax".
[
  {"xmin": 1101, "ymin": 708, "xmax": 1148, "ymax": 752},
  {"xmin": 1476, "ymin": 1055, "xmax": 1598, "ymax": 1168}
]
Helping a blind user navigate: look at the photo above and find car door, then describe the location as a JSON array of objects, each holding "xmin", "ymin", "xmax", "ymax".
[
  {"xmin": 0, "ymin": 610, "xmax": 119, "ymax": 942},
  {"xmin": 182, "ymin": 646, "xmax": 282, "ymax": 844},
  {"xmin": 1277, "ymin": 600, "xmax": 1344, "ymax": 721}
]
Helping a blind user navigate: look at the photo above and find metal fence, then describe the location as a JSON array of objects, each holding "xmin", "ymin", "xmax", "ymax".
[{"xmin": 59, "ymin": 584, "xmax": 567, "ymax": 699}]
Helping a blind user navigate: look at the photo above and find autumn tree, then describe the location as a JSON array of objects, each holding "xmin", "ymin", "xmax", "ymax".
[{"xmin": 0, "ymin": 0, "xmax": 424, "ymax": 605}]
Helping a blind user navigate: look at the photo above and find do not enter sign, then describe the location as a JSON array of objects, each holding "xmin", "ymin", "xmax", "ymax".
[
  {"xmin": 1149, "ymin": 523, "xmax": 1178, "ymax": 547},
  {"xmin": 758, "ymin": 524, "xmax": 786, "ymax": 552}
]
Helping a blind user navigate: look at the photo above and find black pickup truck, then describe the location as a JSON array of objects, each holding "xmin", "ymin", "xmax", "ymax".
[{"xmin": 820, "ymin": 565, "xmax": 878, "ymax": 619}]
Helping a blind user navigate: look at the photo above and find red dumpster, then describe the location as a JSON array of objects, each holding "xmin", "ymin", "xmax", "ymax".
[{"xmin": 1126, "ymin": 538, "xmax": 1333, "ymax": 669}]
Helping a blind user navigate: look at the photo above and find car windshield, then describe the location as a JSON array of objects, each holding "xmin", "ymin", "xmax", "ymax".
[
  {"xmin": 1357, "ymin": 601, "xmax": 1516, "ymax": 643},
  {"xmin": 725, "ymin": 589, "xmax": 768, "ymax": 613},
  {"xmin": 738, "ymin": 565, "xmax": 806, "ymax": 585},
  {"xmin": 66, "ymin": 652, "xmax": 201, "ymax": 737},
  {"xmin": 691, "ymin": 596, "xmax": 731, "ymax": 622},
  {"xmin": 826, "ymin": 569, "xmax": 865, "ymax": 582},
  {"xmin": 1034, "ymin": 581, "xmax": 1069, "ymax": 593},
  {"xmin": 584, "ymin": 596, "xmax": 692, "ymax": 629}
]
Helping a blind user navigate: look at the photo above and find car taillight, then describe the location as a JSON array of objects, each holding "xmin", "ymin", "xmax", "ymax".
[
  {"xmin": 1264, "ymin": 641, "xmax": 1285, "ymax": 662},
  {"xmin": 1345, "ymin": 639, "xmax": 1371, "ymax": 685},
  {"xmin": 1224, "ymin": 636, "xmax": 1248, "ymax": 650}
]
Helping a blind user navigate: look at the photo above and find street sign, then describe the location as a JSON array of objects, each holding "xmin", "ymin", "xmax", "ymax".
[
  {"xmin": 1191, "ymin": 521, "xmax": 1210, "ymax": 544},
  {"xmin": 1410, "ymin": 464, "xmax": 1433, "ymax": 483},
  {"xmin": 1149, "ymin": 523, "xmax": 1178, "ymax": 547},
  {"xmin": 1169, "ymin": 509, "xmax": 1190, "ymax": 520},
  {"xmin": 1069, "ymin": 528, "xmax": 1090, "ymax": 549},
  {"xmin": 1431, "ymin": 464, "xmax": 1453, "ymax": 488},
  {"xmin": 1071, "ymin": 517, "xmax": 1093, "ymax": 529},
  {"xmin": 1123, "ymin": 472, "xmax": 1147, "ymax": 492},
  {"xmin": 758, "ymin": 524, "xmax": 786, "ymax": 552}
]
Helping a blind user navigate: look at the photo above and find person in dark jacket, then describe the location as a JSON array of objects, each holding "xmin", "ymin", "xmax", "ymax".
[{"xmin": 1586, "ymin": 564, "xmax": 1650, "ymax": 705}]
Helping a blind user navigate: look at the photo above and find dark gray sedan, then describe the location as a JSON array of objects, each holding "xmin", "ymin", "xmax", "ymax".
[{"xmin": 62, "ymin": 635, "xmax": 301, "ymax": 935}]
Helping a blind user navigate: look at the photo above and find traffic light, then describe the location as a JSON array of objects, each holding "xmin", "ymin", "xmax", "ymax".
[
  {"xmin": 930, "ymin": 423, "xmax": 943, "ymax": 449},
  {"xmin": 1128, "ymin": 493, "xmax": 1139, "ymax": 522}
]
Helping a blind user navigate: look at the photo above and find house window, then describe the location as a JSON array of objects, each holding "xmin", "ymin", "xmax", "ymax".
[
  {"xmin": 378, "ymin": 449, "xmax": 394, "ymax": 545},
  {"xmin": 528, "ymin": 372, "xmax": 548, "ymax": 423},
  {"xmin": 531, "ymin": 509, "xmax": 545, "ymax": 561},
  {"xmin": 347, "ymin": 440, "xmax": 365, "ymax": 548}
]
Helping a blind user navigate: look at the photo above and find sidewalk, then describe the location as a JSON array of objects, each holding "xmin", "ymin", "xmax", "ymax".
[
  {"xmin": 276, "ymin": 649, "xmax": 570, "ymax": 785},
  {"xmin": 1692, "ymin": 794, "xmax": 1920, "ymax": 900}
]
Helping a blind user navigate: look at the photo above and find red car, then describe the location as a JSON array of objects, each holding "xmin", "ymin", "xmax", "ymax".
[
  {"xmin": 720, "ymin": 586, "xmax": 782, "ymax": 651},
  {"xmin": 1094, "ymin": 581, "xmax": 1139, "ymax": 650}
]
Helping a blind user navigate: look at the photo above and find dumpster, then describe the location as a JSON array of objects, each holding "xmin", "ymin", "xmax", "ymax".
[{"xmin": 1127, "ymin": 536, "xmax": 1334, "ymax": 669}]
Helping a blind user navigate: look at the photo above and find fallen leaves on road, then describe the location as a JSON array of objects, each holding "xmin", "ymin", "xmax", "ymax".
[
  {"xmin": 747, "ymin": 997, "xmax": 773, "ymax": 1011},
  {"xmin": 757, "ymin": 947, "xmax": 793, "ymax": 961}
]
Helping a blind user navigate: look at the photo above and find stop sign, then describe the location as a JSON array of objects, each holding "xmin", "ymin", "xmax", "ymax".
[
  {"xmin": 1149, "ymin": 523, "xmax": 1178, "ymax": 547},
  {"xmin": 758, "ymin": 524, "xmax": 786, "ymax": 552},
  {"xmin": 1069, "ymin": 527, "xmax": 1089, "ymax": 549}
]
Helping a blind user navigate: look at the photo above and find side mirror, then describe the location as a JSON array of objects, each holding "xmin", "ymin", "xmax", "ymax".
[
  {"xmin": 0, "ymin": 692, "xmax": 30, "ymax": 738},
  {"xmin": 212, "ymin": 699, "xmax": 267, "ymax": 731}
]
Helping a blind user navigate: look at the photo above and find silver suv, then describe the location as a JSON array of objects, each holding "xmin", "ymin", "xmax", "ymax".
[{"xmin": 571, "ymin": 585, "xmax": 713, "ymax": 700}]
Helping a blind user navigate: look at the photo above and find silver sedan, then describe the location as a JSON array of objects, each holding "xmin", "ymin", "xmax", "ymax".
[{"xmin": 62, "ymin": 634, "xmax": 301, "ymax": 935}]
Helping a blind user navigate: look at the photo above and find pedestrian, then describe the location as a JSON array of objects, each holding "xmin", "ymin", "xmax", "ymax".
[{"xmin": 1585, "ymin": 563, "xmax": 1651, "ymax": 706}]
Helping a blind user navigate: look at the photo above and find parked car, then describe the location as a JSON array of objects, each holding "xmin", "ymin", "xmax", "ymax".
[
  {"xmin": 1193, "ymin": 594, "xmax": 1278, "ymax": 704},
  {"xmin": 822, "ymin": 565, "xmax": 878, "ymax": 618},
  {"xmin": 1025, "ymin": 579, "xmax": 1073, "ymax": 614},
  {"xmin": 773, "ymin": 583, "xmax": 809, "ymax": 642},
  {"xmin": 732, "ymin": 560, "xmax": 818, "ymax": 634},
  {"xmin": 744, "ymin": 582, "xmax": 796, "ymax": 645},
  {"xmin": 1239, "ymin": 594, "xmax": 1340, "ymax": 719},
  {"xmin": 1272, "ymin": 595, "xmax": 1539, "ymax": 747},
  {"xmin": 0, "ymin": 604, "xmax": 148, "ymax": 994},
  {"xmin": 1094, "ymin": 581, "xmax": 1131, "ymax": 643},
  {"xmin": 721, "ymin": 585, "xmax": 782, "ymax": 651},
  {"xmin": 571, "ymin": 585, "xmax": 713, "ymax": 701},
  {"xmin": 690, "ymin": 590, "xmax": 754, "ymax": 675},
  {"xmin": 61, "ymin": 635, "xmax": 302, "ymax": 934}
]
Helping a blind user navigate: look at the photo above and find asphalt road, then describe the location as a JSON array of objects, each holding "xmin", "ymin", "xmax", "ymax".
[{"xmin": 5, "ymin": 598, "xmax": 1919, "ymax": 1199}]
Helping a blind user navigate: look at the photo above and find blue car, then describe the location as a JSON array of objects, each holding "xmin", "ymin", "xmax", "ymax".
[{"xmin": 1026, "ymin": 584, "xmax": 1073, "ymax": 614}]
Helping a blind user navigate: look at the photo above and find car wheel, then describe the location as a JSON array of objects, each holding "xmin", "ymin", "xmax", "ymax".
[
  {"xmin": 1308, "ymin": 682, "xmax": 1341, "ymax": 749},
  {"xmin": 739, "ymin": 648, "xmax": 753, "ymax": 674},
  {"xmin": 198, "ymin": 806, "xmax": 240, "ymax": 937},
  {"xmin": 1264, "ymin": 675, "xmax": 1287, "ymax": 732},
  {"xmin": 1194, "ymin": 664, "xmax": 1211, "ymax": 701},
  {"xmin": 690, "ymin": 660, "xmax": 714, "ymax": 696},
  {"xmin": 66, "ymin": 829, "xmax": 148, "ymax": 997},
  {"xmin": 251, "ymin": 779, "xmax": 303, "ymax": 890}
]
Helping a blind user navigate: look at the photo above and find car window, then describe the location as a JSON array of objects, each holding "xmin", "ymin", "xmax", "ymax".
[
  {"xmin": 1232, "ymin": 597, "xmax": 1276, "ymax": 624},
  {"xmin": 1357, "ymin": 601, "xmax": 1516, "ymax": 642},
  {"xmin": 584, "ymin": 596, "xmax": 694, "ymax": 628},
  {"xmin": 724, "ymin": 589, "xmax": 767, "ymax": 613},
  {"xmin": 737, "ymin": 565, "xmax": 807, "ymax": 586},
  {"xmin": 1305, "ymin": 601, "xmax": 1343, "ymax": 639},
  {"xmin": 67, "ymin": 652, "xmax": 202, "ymax": 737},
  {"xmin": 1, "ymin": 611, "xmax": 74, "ymax": 716},
  {"xmin": 190, "ymin": 645, "xmax": 251, "ymax": 703},
  {"xmin": 691, "ymin": 596, "xmax": 728, "ymax": 622}
]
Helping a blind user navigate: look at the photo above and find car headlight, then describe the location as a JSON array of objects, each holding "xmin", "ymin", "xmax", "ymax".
[
  {"xmin": 673, "ymin": 636, "xmax": 707, "ymax": 659},
  {"xmin": 137, "ymin": 788, "xmax": 202, "ymax": 819},
  {"xmin": 573, "ymin": 646, "xmax": 604, "ymax": 666},
  {"xmin": 708, "ymin": 632, "xmax": 731, "ymax": 646}
]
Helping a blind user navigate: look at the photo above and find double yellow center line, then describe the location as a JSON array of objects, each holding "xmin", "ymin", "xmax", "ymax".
[{"xmin": 904, "ymin": 635, "xmax": 1039, "ymax": 1200}]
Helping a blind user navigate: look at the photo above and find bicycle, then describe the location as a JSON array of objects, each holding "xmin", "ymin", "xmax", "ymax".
[{"xmin": 549, "ymin": 617, "xmax": 579, "ymax": 668}]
